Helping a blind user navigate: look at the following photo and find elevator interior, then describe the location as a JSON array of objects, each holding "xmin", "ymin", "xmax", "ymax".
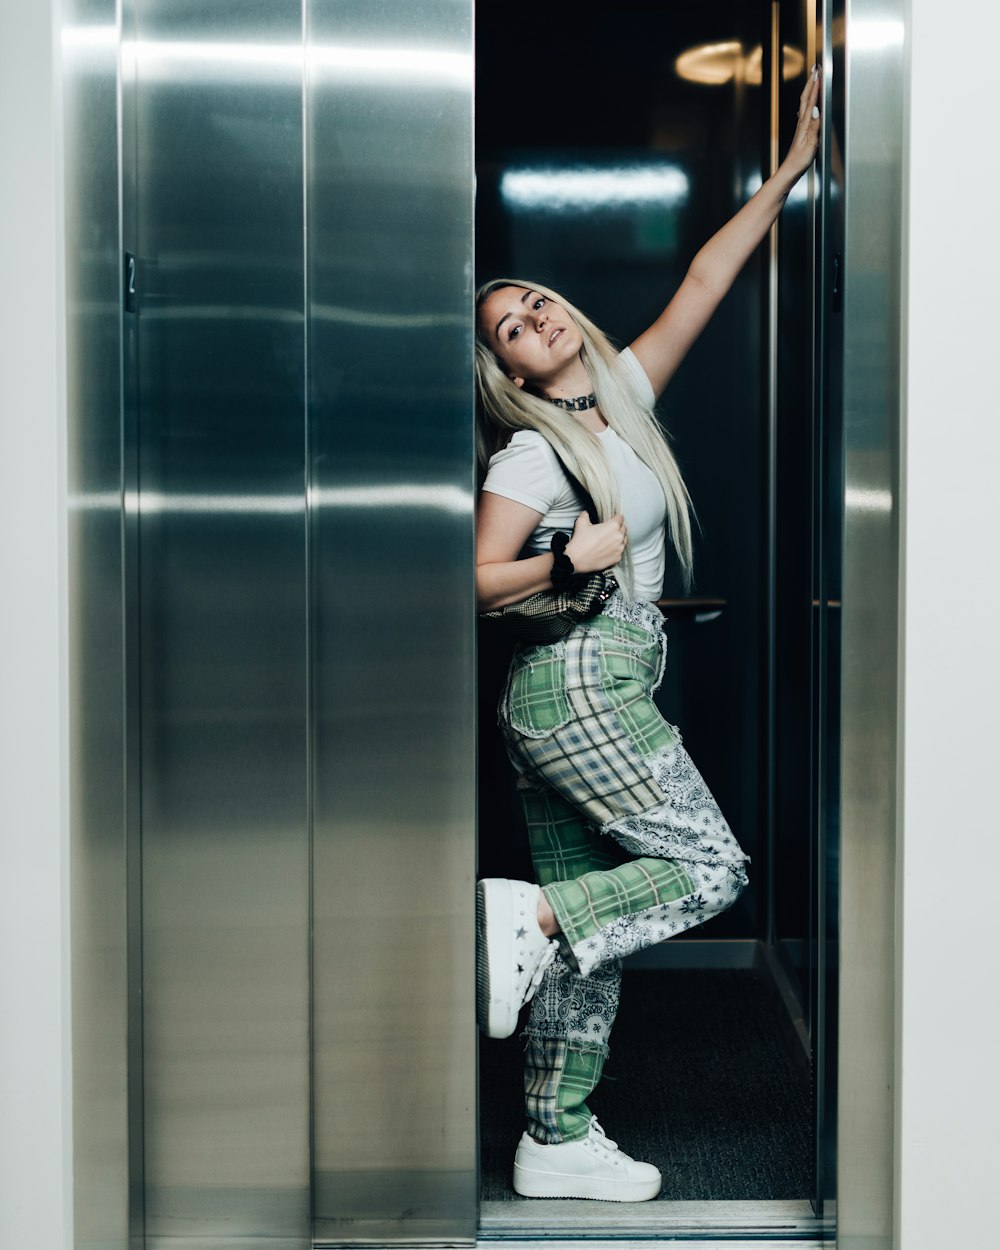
[
  {"xmin": 62, "ymin": 0, "xmax": 857, "ymax": 1246},
  {"xmin": 476, "ymin": 0, "xmax": 839, "ymax": 1235}
]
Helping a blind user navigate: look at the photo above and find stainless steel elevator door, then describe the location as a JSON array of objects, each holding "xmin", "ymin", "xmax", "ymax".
[
  {"xmin": 126, "ymin": 0, "xmax": 477, "ymax": 1245},
  {"xmin": 64, "ymin": 1, "xmax": 131, "ymax": 1245},
  {"xmin": 132, "ymin": 2, "xmax": 311, "ymax": 1244},
  {"xmin": 307, "ymin": 0, "xmax": 477, "ymax": 1242}
]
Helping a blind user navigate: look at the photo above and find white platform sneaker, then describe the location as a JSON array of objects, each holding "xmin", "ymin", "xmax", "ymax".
[
  {"xmin": 512, "ymin": 1116, "xmax": 662, "ymax": 1201},
  {"xmin": 476, "ymin": 878, "xmax": 558, "ymax": 1039}
]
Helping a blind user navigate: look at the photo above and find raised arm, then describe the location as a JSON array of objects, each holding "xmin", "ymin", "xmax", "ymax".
[{"xmin": 629, "ymin": 67, "xmax": 822, "ymax": 401}]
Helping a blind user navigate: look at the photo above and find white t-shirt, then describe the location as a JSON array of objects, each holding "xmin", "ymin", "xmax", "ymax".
[{"xmin": 481, "ymin": 347, "xmax": 667, "ymax": 602}]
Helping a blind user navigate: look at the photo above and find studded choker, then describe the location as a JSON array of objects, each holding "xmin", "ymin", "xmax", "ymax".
[{"xmin": 549, "ymin": 392, "xmax": 597, "ymax": 412}]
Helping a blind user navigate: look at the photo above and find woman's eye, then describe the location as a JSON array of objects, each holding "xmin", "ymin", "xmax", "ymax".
[
  {"xmin": 509, "ymin": 325, "xmax": 521, "ymax": 340},
  {"xmin": 533, "ymin": 298, "xmax": 545, "ymax": 310}
]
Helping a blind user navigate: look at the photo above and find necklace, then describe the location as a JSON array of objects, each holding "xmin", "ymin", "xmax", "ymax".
[{"xmin": 549, "ymin": 392, "xmax": 597, "ymax": 412}]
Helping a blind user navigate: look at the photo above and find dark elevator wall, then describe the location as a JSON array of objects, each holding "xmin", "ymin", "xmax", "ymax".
[{"xmin": 476, "ymin": 2, "xmax": 776, "ymax": 939}]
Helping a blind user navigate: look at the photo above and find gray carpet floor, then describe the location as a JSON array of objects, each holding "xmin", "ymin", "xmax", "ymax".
[{"xmin": 480, "ymin": 969, "xmax": 812, "ymax": 1201}]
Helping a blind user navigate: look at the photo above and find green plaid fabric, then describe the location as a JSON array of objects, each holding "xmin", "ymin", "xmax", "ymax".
[
  {"xmin": 501, "ymin": 599, "xmax": 749, "ymax": 1144},
  {"xmin": 518, "ymin": 786, "xmax": 624, "ymax": 1142},
  {"xmin": 520, "ymin": 783, "xmax": 624, "ymax": 1058},
  {"xmin": 505, "ymin": 644, "xmax": 572, "ymax": 737},
  {"xmin": 546, "ymin": 857, "xmax": 695, "ymax": 952},
  {"xmin": 519, "ymin": 782, "xmax": 629, "ymax": 884},
  {"xmin": 520, "ymin": 779, "xmax": 694, "ymax": 964},
  {"xmin": 524, "ymin": 1036, "xmax": 605, "ymax": 1144},
  {"xmin": 500, "ymin": 604, "xmax": 749, "ymax": 977},
  {"xmin": 502, "ymin": 616, "xmax": 678, "ymax": 824}
]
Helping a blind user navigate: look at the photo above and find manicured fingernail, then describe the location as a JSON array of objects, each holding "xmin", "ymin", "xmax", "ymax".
[{"xmin": 812, "ymin": 105, "xmax": 820, "ymax": 118}]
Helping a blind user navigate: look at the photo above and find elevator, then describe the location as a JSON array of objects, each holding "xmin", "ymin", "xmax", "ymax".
[
  {"xmin": 474, "ymin": 2, "xmax": 838, "ymax": 1238},
  {"xmin": 62, "ymin": 0, "xmax": 902, "ymax": 1247}
]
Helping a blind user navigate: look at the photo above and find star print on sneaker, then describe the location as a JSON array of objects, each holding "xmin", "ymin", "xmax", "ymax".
[
  {"xmin": 476, "ymin": 878, "xmax": 558, "ymax": 1039},
  {"xmin": 512, "ymin": 1115, "xmax": 662, "ymax": 1201}
]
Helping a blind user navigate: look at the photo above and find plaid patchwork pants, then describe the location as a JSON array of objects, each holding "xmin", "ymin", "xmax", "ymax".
[{"xmin": 499, "ymin": 595, "xmax": 749, "ymax": 1143}]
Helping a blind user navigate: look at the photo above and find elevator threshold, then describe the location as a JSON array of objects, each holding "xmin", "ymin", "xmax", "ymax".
[{"xmin": 478, "ymin": 1197, "xmax": 834, "ymax": 1242}]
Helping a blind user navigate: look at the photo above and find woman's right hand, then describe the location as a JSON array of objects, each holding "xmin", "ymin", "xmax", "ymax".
[{"xmin": 565, "ymin": 511, "xmax": 627, "ymax": 573}]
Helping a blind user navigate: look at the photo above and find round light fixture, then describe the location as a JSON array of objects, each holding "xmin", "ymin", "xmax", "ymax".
[{"xmin": 674, "ymin": 42, "xmax": 805, "ymax": 86}]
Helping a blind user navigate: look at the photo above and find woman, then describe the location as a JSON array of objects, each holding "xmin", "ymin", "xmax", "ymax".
[{"xmin": 475, "ymin": 69, "xmax": 822, "ymax": 1202}]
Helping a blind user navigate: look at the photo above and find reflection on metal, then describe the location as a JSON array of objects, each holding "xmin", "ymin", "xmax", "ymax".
[
  {"xmin": 121, "ymin": 4, "xmax": 145, "ymax": 1244},
  {"xmin": 90, "ymin": 486, "xmax": 474, "ymax": 515},
  {"xmin": 63, "ymin": 0, "xmax": 130, "ymax": 1245},
  {"xmin": 130, "ymin": 39, "xmax": 470, "ymax": 87},
  {"xmin": 674, "ymin": 40, "xmax": 806, "ymax": 85},
  {"xmin": 744, "ymin": 171, "xmax": 810, "ymax": 205},
  {"xmin": 764, "ymin": 0, "xmax": 781, "ymax": 962},
  {"xmin": 131, "ymin": 1, "xmax": 310, "ymax": 1246},
  {"xmin": 310, "ymin": 485, "xmax": 472, "ymax": 513},
  {"xmin": 310, "ymin": 303, "xmax": 466, "ymax": 329},
  {"xmin": 836, "ymin": 0, "xmax": 905, "ymax": 1243},
  {"xmin": 137, "ymin": 492, "xmax": 302, "ymax": 515},
  {"xmin": 480, "ymin": 1197, "xmax": 834, "ymax": 1242},
  {"xmin": 810, "ymin": 0, "xmax": 840, "ymax": 1219},
  {"xmin": 501, "ymin": 164, "xmax": 690, "ymax": 212},
  {"xmin": 771, "ymin": 0, "xmax": 826, "ymax": 1219},
  {"xmin": 843, "ymin": 16, "xmax": 904, "ymax": 50},
  {"xmin": 61, "ymin": 22, "xmax": 118, "ymax": 57},
  {"xmin": 75, "ymin": 0, "xmax": 477, "ymax": 1244},
  {"xmin": 307, "ymin": 0, "xmax": 476, "ymax": 1243},
  {"xmin": 844, "ymin": 486, "xmax": 893, "ymax": 513}
]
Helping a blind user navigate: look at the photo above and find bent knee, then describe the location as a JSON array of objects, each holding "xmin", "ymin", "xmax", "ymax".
[{"xmin": 695, "ymin": 860, "xmax": 747, "ymax": 914}]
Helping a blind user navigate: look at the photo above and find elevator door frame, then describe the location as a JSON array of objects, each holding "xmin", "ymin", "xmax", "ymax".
[
  {"xmin": 61, "ymin": 0, "xmax": 903, "ymax": 1243},
  {"xmin": 472, "ymin": 0, "xmax": 905, "ymax": 1239}
]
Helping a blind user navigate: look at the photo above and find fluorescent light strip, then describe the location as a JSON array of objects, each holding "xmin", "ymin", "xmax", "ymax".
[
  {"xmin": 311, "ymin": 485, "xmax": 471, "ymax": 514},
  {"xmin": 108, "ymin": 487, "xmax": 471, "ymax": 516},
  {"xmin": 851, "ymin": 19, "xmax": 905, "ymax": 52},
  {"xmin": 501, "ymin": 165, "xmax": 690, "ymax": 212},
  {"xmin": 63, "ymin": 27, "xmax": 471, "ymax": 85},
  {"xmin": 132, "ymin": 40, "xmax": 470, "ymax": 86},
  {"xmin": 845, "ymin": 487, "xmax": 894, "ymax": 513},
  {"xmin": 61, "ymin": 24, "xmax": 117, "ymax": 49},
  {"xmin": 137, "ymin": 492, "xmax": 302, "ymax": 515}
]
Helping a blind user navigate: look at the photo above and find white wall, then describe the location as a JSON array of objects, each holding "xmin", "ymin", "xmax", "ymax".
[
  {"xmin": 0, "ymin": 2, "xmax": 74, "ymax": 1248},
  {"xmin": 898, "ymin": 1, "xmax": 1000, "ymax": 1245}
]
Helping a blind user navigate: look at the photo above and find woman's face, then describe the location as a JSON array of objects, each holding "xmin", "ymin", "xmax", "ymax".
[{"xmin": 478, "ymin": 286, "xmax": 584, "ymax": 390}]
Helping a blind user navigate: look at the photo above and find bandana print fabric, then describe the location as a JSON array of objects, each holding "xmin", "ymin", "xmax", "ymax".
[{"xmin": 500, "ymin": 594, "xmax": 750, "ymax": 980}]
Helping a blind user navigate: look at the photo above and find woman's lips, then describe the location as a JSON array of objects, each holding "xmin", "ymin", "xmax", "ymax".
[{"xmin": 548, "ymin": 327, "xmax": 564, "ymax": 346}]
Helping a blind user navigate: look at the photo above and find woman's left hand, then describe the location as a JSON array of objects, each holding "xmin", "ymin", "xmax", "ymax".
[{"xmin": 781, "ymin": 66, "xmax": 822, "ymax": 180}]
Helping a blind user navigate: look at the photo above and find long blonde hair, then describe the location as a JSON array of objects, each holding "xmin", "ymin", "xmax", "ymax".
[{"xmin": 475, "ymin": 277, "xmax": 694, "ymax": 591}]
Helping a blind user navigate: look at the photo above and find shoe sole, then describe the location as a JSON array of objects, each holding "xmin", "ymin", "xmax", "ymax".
[
  {"xmin": 476, "ymin": 880, "xmax": 516, "ymax": 1039},
  {"xmin": 475, "ymin": 881, "xmax": 490, "ymax": 1033},
  {"xmin": 513, "ymin": 1163, "xmax": 661, "ymax": 1202}
]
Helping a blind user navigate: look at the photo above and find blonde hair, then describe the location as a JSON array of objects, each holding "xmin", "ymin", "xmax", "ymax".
[{"xmin": 475, "ymin": 277, "xmax": 694, "ymax": 592}]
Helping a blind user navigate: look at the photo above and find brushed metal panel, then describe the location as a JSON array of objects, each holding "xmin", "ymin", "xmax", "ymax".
[
  {"xmin": 809, "ymin": 0, "xmax": 842, "ymax": 1218},
  {"xmin": 121, "ymin": 7, "xmax": 146, "ymax": 1244},
  {"xmin": 836, "ymin": 0, "xmax": 904, "ymax": 1246},
  {"xmin": 307, "ymin": 0, "xmax": 477, "ymax": 1242},
  {"xmin": 132, "ymin": 2, "xmax": 310, "ymax": 1243},
  {"xmin": 479, "ymin": 1198, "xmax": 834, "ymax": 1241},
  {"xmin": 63, "ymin": 3, "xmax": 130, "ymax": 1247}
]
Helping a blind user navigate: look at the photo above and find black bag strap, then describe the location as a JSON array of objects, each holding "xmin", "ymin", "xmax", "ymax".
[{"xmin": 548, "ymin": 444, "xmax": 600, "ymax": 526}]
